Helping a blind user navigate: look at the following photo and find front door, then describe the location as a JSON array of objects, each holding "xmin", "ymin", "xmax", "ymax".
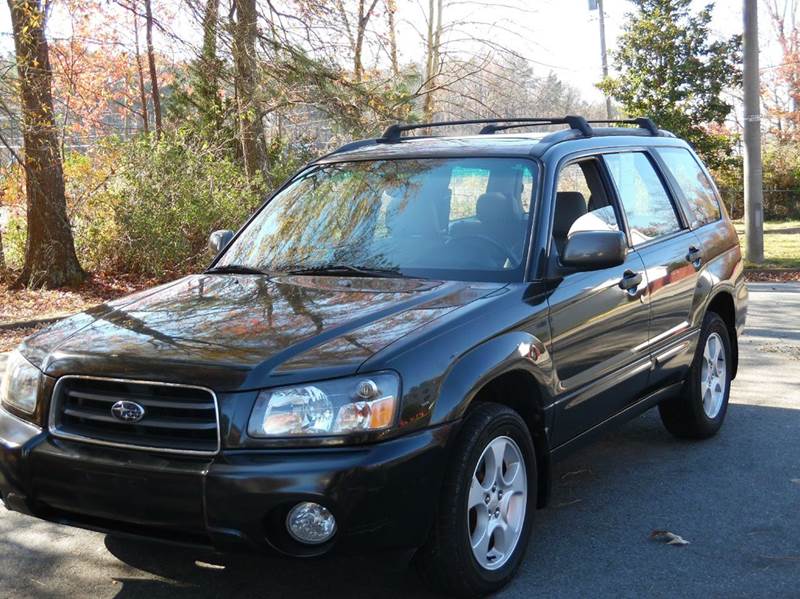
[{"xmin": 547, "ymin": 158, "xmax": 651, "ymax": 447}]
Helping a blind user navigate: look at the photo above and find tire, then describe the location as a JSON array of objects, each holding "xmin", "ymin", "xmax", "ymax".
[
  {"xmin": 659, "ymin": 311, "xmax": 732, "ymax": 439},
  {"xmin": 414, "ymin": 403, "xmax": 536, "ymax": 598}
]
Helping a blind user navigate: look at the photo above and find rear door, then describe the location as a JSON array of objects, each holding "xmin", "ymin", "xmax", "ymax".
[
  {"xmin": 603, "ymin": 151, "xmax": 702, "ymax": 388},
  {"xmin": 547, "ymin": 157, "xmax": 651, "ymax": 447}
]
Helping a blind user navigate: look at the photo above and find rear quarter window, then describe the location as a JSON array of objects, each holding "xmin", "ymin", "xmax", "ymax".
[{"xmin": 658, "ymin": 147, "xmax": 722, "ymax": 227}]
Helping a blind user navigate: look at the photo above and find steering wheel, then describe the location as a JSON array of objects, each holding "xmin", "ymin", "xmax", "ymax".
[{"xmin": 445, "ymin": 235, "xmax": 518, "ymax": 268}]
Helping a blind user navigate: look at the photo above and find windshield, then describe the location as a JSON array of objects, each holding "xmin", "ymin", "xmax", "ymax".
[{"xmin": 216, "ymin": 157, "xmax": 538, "ymax": 281}]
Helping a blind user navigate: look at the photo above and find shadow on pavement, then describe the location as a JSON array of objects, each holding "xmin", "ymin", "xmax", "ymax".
[
  {"xmin": 94, "ymin": 401, "xmax": 800, "ymax": 599},
  {"xmin": 104, "ymin": 536, "xmax": 439, "ymax": 598}
]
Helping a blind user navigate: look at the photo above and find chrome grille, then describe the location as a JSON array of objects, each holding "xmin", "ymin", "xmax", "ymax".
[{"xmin": 49, "ymin": 376, "xmax": 220, "ymax": 455}]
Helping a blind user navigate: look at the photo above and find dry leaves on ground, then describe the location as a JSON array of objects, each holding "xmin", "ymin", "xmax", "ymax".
[
  {"xmin": 0, "ymin": 325, "xmax": 46, "ymax": 353},
  {"xmin": 0, "ymin": 272, "xmax": 157, "ymax": 351},
  {"xmin": 0, "ymin": 272, "xmax": 154, "ymax": 327},
  {"xmin": 745, "ymin": 269, "xmax": 800, "ymax": 283}
]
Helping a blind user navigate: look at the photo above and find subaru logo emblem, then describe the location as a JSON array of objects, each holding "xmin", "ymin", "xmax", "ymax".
[{"xmin": 110, "ymin": 400, "xmax": 146, "ymax": 423}]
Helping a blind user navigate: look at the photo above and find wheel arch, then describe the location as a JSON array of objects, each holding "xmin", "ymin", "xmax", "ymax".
[
  {"xmin": 706, "ymin": 290, "xmax": 738, "ymax": 378},
  {"xmin": 468, "ymin": 369, "xmax": 552, "ymax": 509},
  {"xmin": 431, "ymin": 331, "xmax": 554, "ymax": 509}
]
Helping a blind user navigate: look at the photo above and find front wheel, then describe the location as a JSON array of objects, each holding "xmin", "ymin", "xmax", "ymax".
[
  {"xmin": 659, "ymin": 311, "xmax": 732, "ymax": 439},
  {"xmin": 415, "ymin": 403, "xmax": 536, "ymax": 597}
]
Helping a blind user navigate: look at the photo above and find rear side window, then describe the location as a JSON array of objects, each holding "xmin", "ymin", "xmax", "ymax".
[
  {"xmin": 658, "ymin": 147, "xmax": 722, "ymax": 227},
  {"xmin": 604, "ymin": 152, "xmax": 681, "ymax": 246}
]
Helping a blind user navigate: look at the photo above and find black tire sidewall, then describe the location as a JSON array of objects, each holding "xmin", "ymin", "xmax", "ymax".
[{"xmin": 446, "ymin": 405, "xmax": 537, "ymax": 591}]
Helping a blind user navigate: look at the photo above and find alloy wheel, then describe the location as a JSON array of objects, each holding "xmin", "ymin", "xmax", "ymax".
[
  {"xmin": 467, "ymin": 435, "xmax": 527, "ymax": 571},
  {"xmin": 700, "ymin": 331, "xmax": 727, "ymax": 419}
]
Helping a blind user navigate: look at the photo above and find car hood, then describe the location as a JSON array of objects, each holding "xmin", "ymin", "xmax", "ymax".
[{"xmin": 22, "ymin": 274, "xmax": 502, "ymax": 391}]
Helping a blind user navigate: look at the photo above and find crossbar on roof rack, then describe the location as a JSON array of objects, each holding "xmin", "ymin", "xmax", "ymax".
[{"xmin": 586, "ymin": 118, "xmax": 659, "ymax": 136}]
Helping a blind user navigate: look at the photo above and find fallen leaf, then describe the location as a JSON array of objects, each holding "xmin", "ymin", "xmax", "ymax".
[
  {"xmin": 791, "ymin": 479, "xmax": 800, "ymax": 485},
  {"xmin": 650, "ymin": 530, "xmax": 690, "ymax": 546},
  {"xmin": 561, "ymin": 469, "xmax": 589, "ymax": 480}
]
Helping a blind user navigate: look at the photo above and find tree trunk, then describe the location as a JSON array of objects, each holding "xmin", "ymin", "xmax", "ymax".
[
  {"xmin": 133, "ymin": 3, "xmax": 149, "ymax": 134},
  {"xmin": 232, "ymin": 0, "xmax": 263, "ymax": 178},
  {"xmin": 353, "ymin": 0, "xmax": 379, "ymax": 82},
  {"xmin": 144, "ymin": 0, "xmax": 162, "ymax": 138},
  {"xmin": 386, "ymin": 0, "xmax": 399, "ymax": 77},
  {"xmin": 422, "ymin": 0, "xmax": 442, "ymax": 123},
  {"xmin": 0, "ymin": 225, "xmax": 5, "ymax": 273},
  {"xmin": 354, "ymin": 0, "xmax": 364, "ymax": 81},
  {"xmin": 197, "ymin": 0, "xmax": 222, "ymax": 129},
  {"xmin": 7, "ymin": 0, "xmax": 85, "ymax": 288}
]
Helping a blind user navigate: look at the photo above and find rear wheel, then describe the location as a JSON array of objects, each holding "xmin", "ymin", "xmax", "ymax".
[
  {"xmin": 415, "ymin": 403, "xmax": 536, "ymax": 597},
  {"xmin": 659, "ymin": 312, "xmax": 732, "ymax": 439}
]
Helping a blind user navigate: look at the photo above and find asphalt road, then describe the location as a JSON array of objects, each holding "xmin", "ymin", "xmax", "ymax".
[{"xmin": 1, "ymin": 282, "xmax": 799, "ymax": 598}]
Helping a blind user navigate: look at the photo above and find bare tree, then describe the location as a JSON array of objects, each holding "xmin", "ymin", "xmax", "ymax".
[
  {"xmin": 334, "ymin": 0, "xmax": 381, "ymax": 82},
  {"xmin": 354, "ymin": 0, "xmax": 380, "ymax": 81},
  {"xmin": 765, "ymin": 0, "xmax": 800, "ymax": 138},
  {"xmin": 422, "ymin": 0, "xmax": 443, "ymax": 122},
  {"xmin": 133, "ymin": 3, "xmax": 150, "ymax": 134},
  {"xmin": 386, "ymin": 0, "xmax": 399, "ymax": 77},
  {"xmin": 144, "ymin": 0, "xmax": 162, "ymax": 137},
  {"xmin": 0, "ymin": 220, "xmax": 5, "ymax": 273},
  {"xmin": 7, "ymin": 0, "xmax": 85, "ymax": 287}
]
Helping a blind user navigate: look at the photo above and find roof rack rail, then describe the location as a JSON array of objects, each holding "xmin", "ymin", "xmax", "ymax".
[
  {"xmin": 379, "ymin": 115, "xmax": 593, "ymax": 142},
  {"xmin": 326, "ymin": 138, "xmax": 380, "ymax": 155},
  {"xmin": 586, "ymin": 118, "xmax": 660, "ymax": 136}
]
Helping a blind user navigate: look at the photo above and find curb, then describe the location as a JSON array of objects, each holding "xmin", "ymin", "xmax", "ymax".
[{"xmin": 0, "ymin": 315, "xmax": 67, "ymax": 331}]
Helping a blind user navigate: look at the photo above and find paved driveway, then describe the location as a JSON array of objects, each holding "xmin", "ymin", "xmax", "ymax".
[{"xmin": 1, "ymin": 283, "xmax": 799, "ymax": 598}]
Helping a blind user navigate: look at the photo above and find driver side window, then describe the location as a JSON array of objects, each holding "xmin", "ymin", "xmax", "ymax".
[{"xmin": 552, "ymin": 159, "xmax": 621, "ymax": 256}]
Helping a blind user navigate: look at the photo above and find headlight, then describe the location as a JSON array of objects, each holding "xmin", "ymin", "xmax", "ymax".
[
  {"xmin": 247, "ymin": 372, "xmax": 400, "ymax": 438},
  {"xmin": 0, "ymin": 350, "xmax": 41, "ymax": 416}
]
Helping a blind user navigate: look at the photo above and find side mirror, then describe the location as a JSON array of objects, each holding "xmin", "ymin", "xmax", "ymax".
[
  {"xmin": 208, "ymin": 229, "xmax": 234, "ymax": 255},
  {"xmin": 561, "ymin": 230, "xmax": 627, "ymax": 271}
]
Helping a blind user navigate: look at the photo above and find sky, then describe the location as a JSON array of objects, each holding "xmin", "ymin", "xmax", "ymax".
[
  {"xmin": 391, "ymin": 0, "xmax": 754, "ymax": 103},
  {"xmin": 0, "ymin": 0, "xmax": 778, "ymax": 106}
]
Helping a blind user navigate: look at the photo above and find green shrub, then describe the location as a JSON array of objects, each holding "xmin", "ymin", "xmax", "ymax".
[
  {"xmin": 75, "ymin": 132, "xmax": 266, "ymax": 277},
  {"xmin": 714, "ymin": 143, "xmax": 800, "ymax": 221},
  {"xmin": 2, "ymin": 213, "xmax": 27, "ymax": 271}
]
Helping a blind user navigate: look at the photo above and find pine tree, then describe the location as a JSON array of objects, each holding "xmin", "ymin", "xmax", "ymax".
[{"xmin": 598, "ymin": 0, "xmax": 741, "ymax": 168}]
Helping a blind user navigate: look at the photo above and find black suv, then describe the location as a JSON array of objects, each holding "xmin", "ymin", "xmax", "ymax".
[{"xmin": 0, "ymin": 116, "xmax": 747, "ymax": 597}]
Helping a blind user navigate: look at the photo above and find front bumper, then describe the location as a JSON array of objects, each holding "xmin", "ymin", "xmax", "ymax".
[{"xmin": 0, "ymin": 406, "xmax": 456, "ymax": 556}]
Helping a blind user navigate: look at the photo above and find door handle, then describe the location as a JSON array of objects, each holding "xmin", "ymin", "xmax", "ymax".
[
  {"xmin": 686, "ymin": 246, "xmax": 703, "ymax": 268},
  {"xmin": 619, "ymin": 269, "xmax": 642, "ymax": 291}
]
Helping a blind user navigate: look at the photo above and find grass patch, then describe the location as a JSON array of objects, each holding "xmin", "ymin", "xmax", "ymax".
[{"xmin": 733, "ymin": 220, "xmax": 800, "ymax": 269}]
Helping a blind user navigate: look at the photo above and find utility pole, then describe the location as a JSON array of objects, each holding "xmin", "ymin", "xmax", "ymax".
[
  {"xmin": 591, "ymin": 0, "xmax": 613, "ymax": 119},
  {"xmin": 743, "ymin": 0, "xmax": 764, "ymax": 263}
]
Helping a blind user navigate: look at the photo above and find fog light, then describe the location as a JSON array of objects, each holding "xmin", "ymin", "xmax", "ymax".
[{"xmin": 286, "ymin": 502, "xmax": 337, "ymax": 544}]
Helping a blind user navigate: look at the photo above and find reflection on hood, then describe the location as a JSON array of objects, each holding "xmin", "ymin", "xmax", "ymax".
[{"xmin": 22, "ymin": 274, "xmax": 503, "ymax": 388}]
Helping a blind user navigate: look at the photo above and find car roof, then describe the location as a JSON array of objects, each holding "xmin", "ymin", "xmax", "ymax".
[{"xmin": 315, "ymin": 128, "xmax": 691, "ymax": 165}]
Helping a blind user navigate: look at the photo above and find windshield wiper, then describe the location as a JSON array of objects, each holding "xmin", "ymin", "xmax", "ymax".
[
  {"xmin": 205, "ymin": 264, "xmax": 270, "ymax": 275},
  {"xmin": 284, "ymin": 265, "xmax": 407, "ymax": 278}
]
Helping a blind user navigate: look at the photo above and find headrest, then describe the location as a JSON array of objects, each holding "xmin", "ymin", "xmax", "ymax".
[
  {"xmin": 476, "ymin": 192, "xmax": 516, "ymax": 226},
  {"xmin": 553, "ymin": 192, "xmax": 588, "ymax": 236},
  {"xmin": 385, "ymin": 195, "xmax": 440, "ymax": 237}
]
